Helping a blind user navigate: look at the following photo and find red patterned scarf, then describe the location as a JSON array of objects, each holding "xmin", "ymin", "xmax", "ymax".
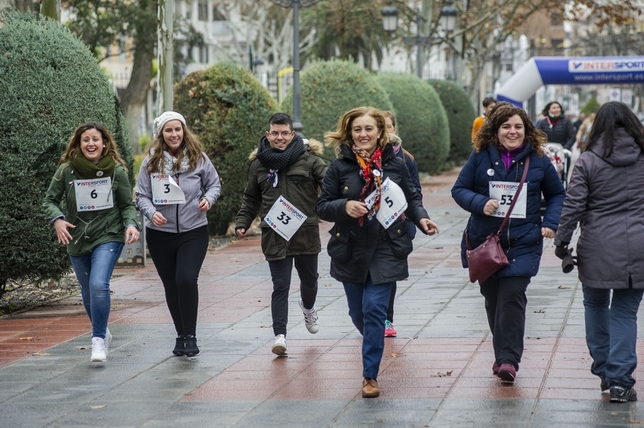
[{"xmin": 352, "ymin": 145, "xmax": 383, "ymax": 226}]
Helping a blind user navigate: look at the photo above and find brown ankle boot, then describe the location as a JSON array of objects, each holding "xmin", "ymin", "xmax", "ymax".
[{"xmin": 362, "ymin": 377, "xmax": 379, "ymax": 398}]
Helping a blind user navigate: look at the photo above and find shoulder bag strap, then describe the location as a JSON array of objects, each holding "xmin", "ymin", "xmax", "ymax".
[{"xmin": 497, "ymin": 155, "xmax": 530, "ymax": 235}]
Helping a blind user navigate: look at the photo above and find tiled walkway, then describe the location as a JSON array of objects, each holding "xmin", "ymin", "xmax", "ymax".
[{"xmin": 2, "ymin": 170, "xmax": 644, "ymax": 427}]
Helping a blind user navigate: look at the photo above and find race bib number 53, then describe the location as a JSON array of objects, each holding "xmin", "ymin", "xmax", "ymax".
[{"xmin": 489, "ymin": 181, "xmax": 527, "ymax": 218}]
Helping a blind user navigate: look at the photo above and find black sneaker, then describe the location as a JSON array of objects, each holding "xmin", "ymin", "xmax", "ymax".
[
  {"xmin": 600, "ymin": 378, "xmax": 609, "ymax": 393},
  {"xmin": 610, "ymin": 385, "xmax": 637, "ymax": 403},
  {"xmin": 184, "ymin": 335, "xmax": 200, "ymax": 357},
  {"xmin": 172, "ymin": 335, "xmax": 186, "ymax": 356}
]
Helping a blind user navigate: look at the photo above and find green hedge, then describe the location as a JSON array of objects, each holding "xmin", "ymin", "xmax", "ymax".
[
  {"xmin": 0, "ymin": 11, "xmax": 132, "ymax": 291},
  {"xmin": 282, "ymin": 59, "xmax": 393, "ymax": 159},
  {"xmin": 427, "ymin": 79, "xmax": 477, "ymax": 165},
  {"xmin": 376, "ymin": 74, "xmax": 450, "ymax": 174},
  {"xmin": 174, "ymin": 62, "xmax": 278, "ymax": 235}
]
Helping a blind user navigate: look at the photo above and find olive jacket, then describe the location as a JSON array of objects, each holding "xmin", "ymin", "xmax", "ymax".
[
  {"xmin": 43, "ymin": 163, "xmax": 138, "ymax": 256},
  {"xmin": 235, "ymin": 138, "xmax": 328, "ymax": 261}
]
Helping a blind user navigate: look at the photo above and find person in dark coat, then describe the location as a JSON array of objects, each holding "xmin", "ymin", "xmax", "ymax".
[
  {"xmin": 536, "ymin": 101, "xmax": 576, "ymax": 150},
  {"xmin": 317, "ymin": 106, "xmax": 439, "ymax": 398},
  {"xmin": 554, "ymin": 101, "xmax": 644, "ymax": 403},
  {"xmin": 382, "ymin": 111, "xmax": 423, "ymax": 338},
  {"xmin": 452, "ymin": 103, "xmax": 565, "ymax": 383}
]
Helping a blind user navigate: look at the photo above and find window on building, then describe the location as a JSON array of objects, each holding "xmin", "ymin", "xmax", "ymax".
[
  {"xmin": 550, "ymin": 13, "xmax": 563, "ymax": 27},
  {"xmin": 212, "ymin": 3, "xmax": 225, "ymax": 21},
  {"xmin": 199, "ymin": 44, "xmax": 209, "ymax": 64},
  {"xmin": 552, "ymin": 38, "xmax": 564, "ymax": 56},
  {"xmin": 185, "ymin": 1, "xmax": 192, "ymax": 19},
  {"xmin": 198, "ymin": 1, "xmax": 208, "ymax": 21}
]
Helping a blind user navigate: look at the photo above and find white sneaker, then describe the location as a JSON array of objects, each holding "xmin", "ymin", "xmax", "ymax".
[
  {"xmin": 299, "ymin": 300, "xmax": 319, "ymax": 334},
  {"xmin": 105, "ymin": 328, "xmax": 112, "ymax": 355},
  {"xmin": 91, "ymin": 337, "xmax": 106, "ymax": 362},
  {"xmin": 272, "ymin": 334, "xmax": 287, "ymax": 356}
]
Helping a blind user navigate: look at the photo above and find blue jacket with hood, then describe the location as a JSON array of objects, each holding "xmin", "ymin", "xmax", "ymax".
[{"xmin": 451, "ymin": 143, "xmax": 565, "ymax": 278}]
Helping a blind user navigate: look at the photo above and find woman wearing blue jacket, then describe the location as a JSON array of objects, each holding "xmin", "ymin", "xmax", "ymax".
[{"xmin": 451, "ymin": 104, "xmax": 565, "ymax": 383}]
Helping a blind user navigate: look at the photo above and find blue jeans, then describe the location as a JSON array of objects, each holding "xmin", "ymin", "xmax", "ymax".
[
  {"xmin": 583, "ymin": 285, "xmax": 643, "ymax": 388},
  {"xmin": 343, "ymin": 276, "xmax": 393, "ymax": 379},
  {"xmin": 69, "ymin": 241, "xmax": 123, "ymax": 339}
]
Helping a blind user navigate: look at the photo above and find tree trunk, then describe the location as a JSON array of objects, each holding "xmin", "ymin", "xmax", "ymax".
[
  {"xmin": 120, "ymin": 44, "xmax": 154, "ymax": 155},
  {"xmin": 14, "ymin": 0, "xmax": 35, "ymax": 13}
]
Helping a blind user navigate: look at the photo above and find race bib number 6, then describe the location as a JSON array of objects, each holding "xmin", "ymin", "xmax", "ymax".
[
  {"xmin": 264, "ymin": 196, "xmax": 307, "ymax": 241},
  {"xmin": 74, "ymin": 178, "xmax": 114, "ymax": 212}
]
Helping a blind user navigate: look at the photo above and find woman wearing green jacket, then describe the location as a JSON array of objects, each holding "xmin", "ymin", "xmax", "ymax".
[{"xmin": 43, "ymin": 122, "xmax": 139, "ymax": 363}]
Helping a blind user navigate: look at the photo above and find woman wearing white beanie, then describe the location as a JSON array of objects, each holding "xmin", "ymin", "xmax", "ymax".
[{"xmin": 136, "ymin": 111, "xmax": 221, "ymax": 357}]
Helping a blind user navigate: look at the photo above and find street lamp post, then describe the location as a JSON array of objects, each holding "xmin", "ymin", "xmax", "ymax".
[
  {"xmin": 381, "ymin": 3, "xmax": 432, "ymax": 79},
  {"xmin": 439, "ymin": 1, "xmax": 458, "ymax": 81},
  {"xmin": 269, "ymin": 0, "xmax": 321, "ymax": 137}
]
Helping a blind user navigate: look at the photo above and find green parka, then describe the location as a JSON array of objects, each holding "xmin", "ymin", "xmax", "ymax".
[
  {"xmin": 43, "ymin": 163, "xmax": 139, "ymax": 256},
  {"xmin": 235, "ymin": 139, "xmax": 327, "ymax": 261}
]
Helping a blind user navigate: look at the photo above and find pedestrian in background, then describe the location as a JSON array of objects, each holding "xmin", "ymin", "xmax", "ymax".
[
  {"xmin": 471, "ymin": 97, "xmax": 497, "ymax": 142},
  {"xmin": 318, "ymin": 106, "xmax": 439, "ymax": 398},
  {"xmin": 136, "ymin": 111, "xmax": 221, "ymax": 357},
  {"xmin": 536, "ymin": 101, "xmax": 576, "ymax": 150},
  {"xmin": 235, "ymin": 113, "xmax": 327, "ymax": 356},
  {"xmin": 452, "ymin": 104, "xmax": 565, "ymax": 383},
  {"xmin": 555, "ymin": 101, "xmax": 644, "ymax": 403},
  {"xmin": 382, "ymin": 111, "xmax": 423, "ymax": 338},
  {"xmin": 44, "ymin": 122, "xmax": 140, "ymax": 363}
]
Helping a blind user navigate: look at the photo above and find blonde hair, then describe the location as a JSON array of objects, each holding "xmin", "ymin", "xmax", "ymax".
[{"xmin": 324, "ymin": 107, "xmax": 389, "ymax": 154}]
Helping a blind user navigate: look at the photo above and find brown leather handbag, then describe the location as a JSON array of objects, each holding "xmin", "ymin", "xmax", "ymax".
[{"xmin": 465, "ymin": 156, "xmax": 530, "ymax": 283}]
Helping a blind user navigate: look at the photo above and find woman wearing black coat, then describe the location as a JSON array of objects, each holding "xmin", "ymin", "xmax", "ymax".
[
  {"xmin": 317, "ymin": 106, "xmax": 439, "ymax": 398},
  {"xmin": 536, "ymin": 101, "xmax": 576, "ymax": 150},
  {"xmin": 555, "ymin": 102, "xmax": 644, "ymax": 403}
]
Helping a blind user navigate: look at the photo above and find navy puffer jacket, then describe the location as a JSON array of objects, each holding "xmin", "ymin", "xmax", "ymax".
[{"xmin": 451, "ymin": 143, "xmax": 565, "ymax": 278}]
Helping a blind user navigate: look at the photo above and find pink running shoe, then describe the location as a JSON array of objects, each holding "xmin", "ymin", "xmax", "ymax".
[{"xmin": 384, "ymin": 320, "xmax": 397, "ymax": 337}]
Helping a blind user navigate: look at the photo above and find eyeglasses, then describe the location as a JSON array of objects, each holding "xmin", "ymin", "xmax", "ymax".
[{"xmin": 268, "ymin": 131, "xmax": 293, "ymax": 138}]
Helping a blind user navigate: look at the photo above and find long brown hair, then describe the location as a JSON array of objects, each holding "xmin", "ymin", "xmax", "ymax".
[
  {"xmin": 146, "ymin": 121, "xmax": 204, "ymax": 173},
  {"xmin": 474, "ymin": 103, "xmax": 546, "ymax": 156},
  {"xmin": 324, "ymin": 106, "xmax": 389, "ymax": 154},
  {"xmin": 58, "ymin": 122, "xmax": 127, "ymax": 169}
]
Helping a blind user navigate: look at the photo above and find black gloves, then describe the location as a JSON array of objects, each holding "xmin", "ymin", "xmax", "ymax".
[{"xmin": 554, "ymin": 242, "xmax": 569, "ymax": 260}]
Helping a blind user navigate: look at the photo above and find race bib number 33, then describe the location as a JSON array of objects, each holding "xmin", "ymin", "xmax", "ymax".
[{"xmin": 264, "ymin": 196, "xmax": 307, "ymax": 241}]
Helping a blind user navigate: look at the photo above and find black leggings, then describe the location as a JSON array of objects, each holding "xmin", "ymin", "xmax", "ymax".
[{"xmin": 146, "ymin": 225, "xmax": 209, "ymax": 336}]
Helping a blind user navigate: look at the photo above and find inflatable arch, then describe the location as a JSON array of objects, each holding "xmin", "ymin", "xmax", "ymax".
[{"xmin": 495, "ymin": 56, "xmax": 644, "ymax": 106}]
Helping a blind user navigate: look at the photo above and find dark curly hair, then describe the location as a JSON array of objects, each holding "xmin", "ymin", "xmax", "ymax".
[{"xmin": 473, "ymin": 103, "xmax": 547, "ymax": 156}]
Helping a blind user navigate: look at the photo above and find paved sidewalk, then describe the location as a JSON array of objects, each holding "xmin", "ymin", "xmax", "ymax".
[{"xmin": 2, "ymin": 171, "xmax": 644, "ymax": 427}]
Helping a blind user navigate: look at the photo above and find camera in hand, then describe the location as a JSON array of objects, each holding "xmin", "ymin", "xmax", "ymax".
[{"xmin": 561, "ymin": 247, "xmax": 576, "ymax": 274}]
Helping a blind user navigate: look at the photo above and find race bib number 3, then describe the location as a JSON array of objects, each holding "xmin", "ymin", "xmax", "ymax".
[
  {"xmin": 489, "ymin": 181, "xmax": 527, "ymax": 218},
  {"xmin": 151, "ymin": 173, "xmax": 186, "ymax": 204},
  {"xmin": 74, "ymin": 178, "xmax": 114, "ymax": 212},
  {"xmin": 264, "ymin": 196, "xmax": 307, "ymax": 241}
]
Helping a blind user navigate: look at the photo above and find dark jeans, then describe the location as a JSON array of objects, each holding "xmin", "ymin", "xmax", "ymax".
[
  {"xmin": 386, "ymin": 220, "xmax": 416, "ymax": 323},
  {"xmin": 343, "ymin": 275, "xmax": 393, "ymax": 379},
  {"xmin": 583, "ymin": 285, "xmax": 643, "ymax": 388},
  {"xmin": 480, "ymin": 276, "xmax": 530, "ymax": 370},
  {"xmin": 146, "ymin": 225, "xmax": 209, "ymax": 337},
  {"xmin": 268, "ymin": 255, "xmax": 319, "ymax": 336}
]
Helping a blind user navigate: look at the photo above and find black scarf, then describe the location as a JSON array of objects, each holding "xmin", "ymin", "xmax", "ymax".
[{"xmin": 255, "ymin": 135, "xmax": 305, "ymax": 187}]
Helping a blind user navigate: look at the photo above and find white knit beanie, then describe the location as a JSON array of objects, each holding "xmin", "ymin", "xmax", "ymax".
[{"xmin": 153, "ymin": 111, "xmax": 186, "ymax": 138}]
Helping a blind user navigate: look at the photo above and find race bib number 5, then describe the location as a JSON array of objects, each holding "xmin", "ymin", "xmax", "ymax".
[{"xmin": 264, "ymin": 196, "xmax": 307, "ymax": 241}]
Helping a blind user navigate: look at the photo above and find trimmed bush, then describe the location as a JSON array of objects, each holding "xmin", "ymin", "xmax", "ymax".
[
  {"xmin": 0, "ymin": 11, "xmax": 132, "ymax": 292},
  {"xmin": 376, "ymin": 74, "xmax": 450, "ymax": 174},
  {"xmin": 282, "ymin": 59, "xmax": 393, "ymax": 159},
  {"xmin": 174, "ymin": 62, "xmax": 278, "ymax": 235},
  {"xmin": 427, "ymin": 79, "xmax": 477, "ymax": 165}
]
